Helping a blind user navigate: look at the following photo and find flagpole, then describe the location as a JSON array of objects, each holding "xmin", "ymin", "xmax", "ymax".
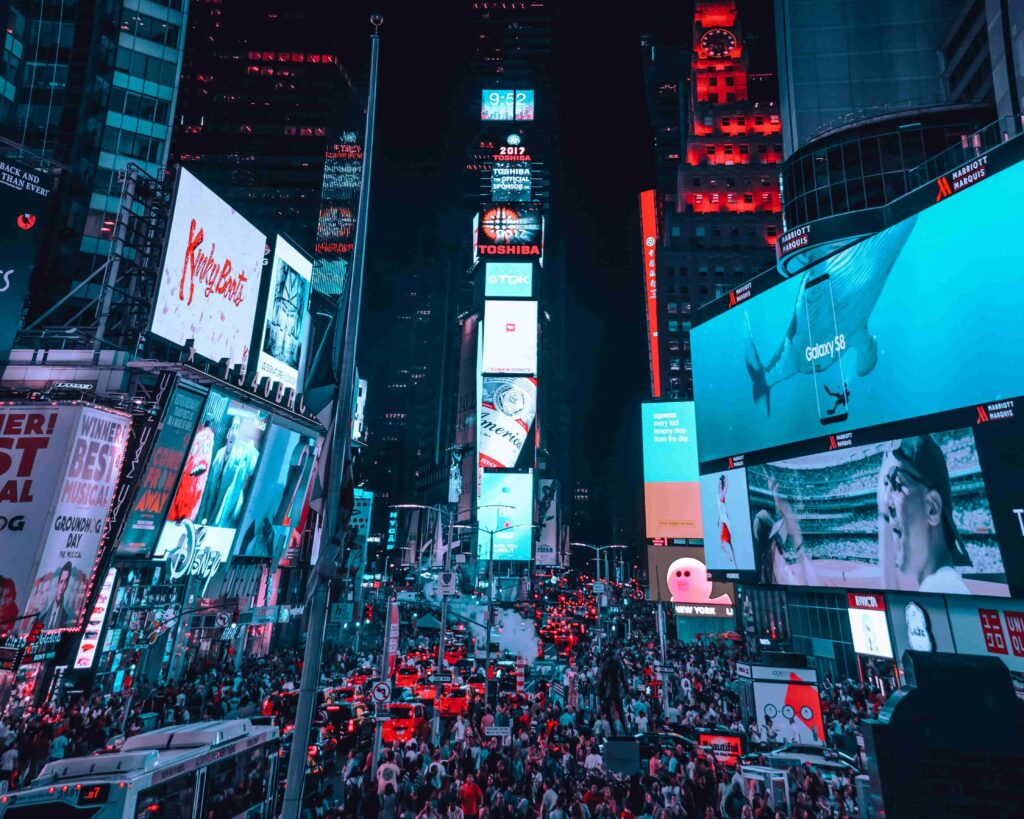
[{"xmin": 280, "ymin": 15, "xmax": 382, "ymax": 819}]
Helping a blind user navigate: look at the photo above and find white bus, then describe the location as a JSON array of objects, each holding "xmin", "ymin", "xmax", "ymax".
[{"xmin": 0, "ymin": 719, "xmax": 280, "ymax": 819}]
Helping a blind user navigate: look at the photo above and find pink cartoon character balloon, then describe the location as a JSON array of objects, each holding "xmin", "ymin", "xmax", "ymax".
[{"xmin": 666, "ymin": 557, "xmax": 732, "ymax": 605}]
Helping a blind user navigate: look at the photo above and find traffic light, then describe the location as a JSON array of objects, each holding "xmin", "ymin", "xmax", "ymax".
[
  {"xmin": 363, "ymin": 604, "xmax": 373, "ymax": 624},
  {"xmin": 231, "ymin": 608, "xmax": 240, "ymax": 625}
]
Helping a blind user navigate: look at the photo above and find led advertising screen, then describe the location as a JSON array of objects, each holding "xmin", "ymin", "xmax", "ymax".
[
  {"xmin": 700, "ymin": 467, "xmax": 755, "ymax": 573},
  {"xmin": 255, "ymin": 235, "xmax": 312, "ymax": 392},
  {"xmin": 945, "ymin": 597, "xmax": 1024, "ymax": 675},
  {"xmin": 118, "ymin": 383, "xmax": 205, "ymax": 556},
  {"xmin": 846, "ymin": 592, "xmax": 894, "ymax": 658},
  {"xmin": 233, "ymin": 424, "xmax": 316, "ymax": 563},
  {"xmin": 647, "ymin": 545, "xmax": 734, "ymax": 617},
  {"xmin": 0, "ymin": 158, "xmax": 53, "ymax": 357},
  {"xmin": 491, "ymin": 162, "xmax": 532, "ymax": 202},
  {"xmin": 2, "ymin": 405, "xmax": 130, "ymax": 634},
  {"xmin": 745, "ymin": 666, "xmax": 826, "ymax": 745},
  {"xmin": 151, "ymin": 168, "xmax": 267, "ymax": 369},
  {"xmin": 884, "ymin": 593, "xmax": 956, "ymax": 667},
  {"xmin": 155, "ymin": 391, "xmax": 268, "ymax": 561},
  {"xmin": 476, "ymin": 204, "xmax": 543, "ymax": 259},
  {"xmin": 535, "ymin": 479, "xmax": 559, "ymax": 566},
  {"xmin": 691, "ymin": 157, "xmax": 1024, "ymax": 465},
  {"xmin": 479, "ymin": 376, "xmax": 536, "ymax": 468},
  {"xmin": 642, "ymin": 402, "xmax": 702, "ymax": 539},
  {"xmin": 480, "ymin": 89, "xmax": 534, "ymax": 121},
  {"xmin": 485, "ymin": 262, "xmax": 533, "ymax": 298},
  {"xmin": 313, "ymin": 128, "xmax": 362, "ymax": 296},
  {"xmin": 481, "ymin": 300, "xmax": 537, "ymax": 375},
  {"xmin": 640, "ymin": 190, "xmax": 661, "ymax": 398},
  {"xmin": 479, "ymin": 471, "xmax": 534, "ymax": 561}
]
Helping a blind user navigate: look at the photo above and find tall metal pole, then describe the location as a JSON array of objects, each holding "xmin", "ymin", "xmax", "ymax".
[
  {"xmin": 281, "ymin": 17, "xmax": 381, "ymax": 819},
  {"xmin": 433, "ymin": 510, "xmax": 455, "ymax": 743},
  {"xmin": 483, "ymin": 527, "xmax": 496, "ymax": 707}
]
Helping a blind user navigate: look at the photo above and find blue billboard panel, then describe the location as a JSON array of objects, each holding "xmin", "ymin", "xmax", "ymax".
[
  {"xmin": 485, "ymin": 262, "xmax": 533, "ymax": 298},
  {"xmin": 641, "ymin": 402, "xmax": 702, "ymax": 539},
  {"xmin": 479, "ymin": 471, "xmax": 533, "ymax": 561},
  {"xmin": 691, "ymin": 158, "xmax": 1024, "ymax": 463}
]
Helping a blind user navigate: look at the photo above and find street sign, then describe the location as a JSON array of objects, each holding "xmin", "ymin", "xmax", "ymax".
[
  {"xmin": 437, "ymin": 572, "xmax": 458, "ymax": 597},
  {"xmin": 214, "ymin": 611, "xmax": 230, "ymax": 628},
  {"xmin": 484, "ymin": 725, "xmax": 511, "ymax": 737},
  {"xmin": 593, "ymin": 582, "xmax": 606, "ymax": 593},
  {"xmin": 430, "ymin": 673, "xmax": 453, "ymax": 683},
  {"xmin": 370, "ymin": 680, "xmax": 392, "ymax": 704}
]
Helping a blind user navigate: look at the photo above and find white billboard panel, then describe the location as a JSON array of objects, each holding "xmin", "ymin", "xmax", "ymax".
[
  {"xmin": 481, "ymin": 300, "xmax": 537, "ymax": 375},
  {"xmin": 254, "ymin": 236, "xmax": 312, "ymax": 392},
  {"xmin": 479, "ymin": 376, "xmax": 536, "ymax": 468},
  {"xmin": 151, "ymin": 168, "xmax": 267, "ymax": 369},
  {"xmin": 750, "ymin": 667, "xmax": 825, "ymax": 745}
]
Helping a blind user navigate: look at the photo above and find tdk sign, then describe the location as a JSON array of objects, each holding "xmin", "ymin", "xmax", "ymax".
[{"xmin": 485, "ymin": 262, "xmax": 533, "ymax": 298}]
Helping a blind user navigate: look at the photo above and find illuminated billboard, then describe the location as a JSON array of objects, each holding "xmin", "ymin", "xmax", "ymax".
[
  {"xmin": 640, "ymin": 190, "xmax": 661, "ymax": 398},
  {"xmin": 692, "ymin": 157, "xmax": 1024, "ymax": 464},
  {"xmin": 151, "ymin": 168, "xmax": 267, "ymax": 369},
  {"xmin": 484, "ymin": 262, "xmax": 533, "ymax": 298},
  {"xmin": 118, "ymin": 382, "xmax": 205, "ymax": 556},
  {"xmin": 535, "ymin": 479, "xmax": 559, "ymax": 566},
  {"xmin": 155, "ymin": 391, "xmax": 268, "ymax": 567},
  {"xmin": 646, "ymin": 545, "xmax": 734, "ymax": 618},
  {"xmin": 477, "ymin": 204, "xmax": 543, "ymax": 258},
  {"xmin": 847, "ymin": 593, "xmax": 894, "ymax": 659},
  {"xmin": 313, "ymin": 128, "xmax": 362, "ymax": 296},
  {"xmin": 233, "ymin": 424, "xmax": 316, "ymax": 563},
  {"xmin": 491, "ymin": 162, "xmax": 532, "ymax": 202},
  {"xmin": 481, "ymin": 300, "xmax": 537, "ymax": 375},
  {"xmin": 481, "ymin": 89, "xmax": 535, "ymax": 121},
  {"xmin": 700, "ymin": 467, "xmax": 755, "ymax": 573},
  {"xmin": 1, "ymin": 405, "xmax": 131, "ymax": 635},
  {"xmin": 254, "ymin": 236, "xmax": 312, "ymax": 392},
  {"xmin": 479, "ymin": 471, "xmax": 533, "ymax": 561},
  {"xmin": 479, "ymin": 376, "xmax": 536, "ymax": 468},
  {"xmin": 642, "ymin": 402, "xmax": 702, "ymax": 539},
  {"xmin": 738, "ymin": 664, "xmax": 826, "ymax": 745}
]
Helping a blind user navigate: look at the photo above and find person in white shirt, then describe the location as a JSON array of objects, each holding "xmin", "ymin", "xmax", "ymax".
[{"xmin": 584, "ymin": 748, "xmax": 604, "ymax": 771}]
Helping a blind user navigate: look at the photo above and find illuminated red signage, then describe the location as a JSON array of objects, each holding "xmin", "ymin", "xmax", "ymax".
[
  {"xmin": 640, "ymin": 190, "xmax": 661, "ymax": 398},
  {"xmin": 699, "ymin": 733, "xmax": 743, "ymax": 766}
]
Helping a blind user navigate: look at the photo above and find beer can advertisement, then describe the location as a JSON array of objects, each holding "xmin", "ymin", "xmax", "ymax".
[
  {"xmin": 150, "ymin": 167, "xmax": 267, "ymax": 369},
  {"xmin": 0, "ymin": 405, "xmax": 130, "ymax": 634},
  {"xmin": 642, "ymin": 402, "xmax": 702, "ymax": 539},
  {"xmin": 154, "ymin": 391, "xmax": 269, "ymax": 563},
  {"xmin": 117, "ymin": 383, "xmax": 205, "ymax": 556},
  {"xmin": 253, "ymin": 235, "xmax": 312, "ymax": 393},
  {"xmin": 479, "ymin": 376, "xmax": 537, "ymax": 468}
]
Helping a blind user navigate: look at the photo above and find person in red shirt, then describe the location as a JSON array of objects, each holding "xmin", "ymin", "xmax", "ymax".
[{"xmin": 460, "ymin": 773, "xmax": 484, "ymax": 819}]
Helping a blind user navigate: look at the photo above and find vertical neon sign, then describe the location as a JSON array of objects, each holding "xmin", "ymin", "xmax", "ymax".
[{"xmin": 640, "ymin": 190, "xmax": 661, "ymax": 398}]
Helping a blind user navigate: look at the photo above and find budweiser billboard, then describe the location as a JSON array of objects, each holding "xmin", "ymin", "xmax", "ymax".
[
  {"xmin": 479, "ymin": 376, "xmax": 536, "ymax": 468},
  {"xmin": 150, "ymin": 168, "xmax": 267, "ymax": 369}
]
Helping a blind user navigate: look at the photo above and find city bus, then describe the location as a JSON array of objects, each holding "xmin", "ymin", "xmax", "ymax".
[{"xmin": 0, "ymin": 718, "xmax": 280, "ymax": 819}]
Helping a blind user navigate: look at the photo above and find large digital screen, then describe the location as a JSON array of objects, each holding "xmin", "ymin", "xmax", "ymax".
[
  {"xmin": 485, "ymin": 262, "xmax": 533, "ymax": 298},
  {"xmin": 535, "ymin": 479, "xmax": 559, "ymax": 566},
  {"xmin": 700, "ymin": 467, "xmax": 755, "ymax": 573},
  {"xmin": 846, "ymin": 593, "xmax": 894, "ymax": 658},
  {"xmin": 254, "ymin": 235, "xmax": 312, "ymax": 393},
  {"xmin": 640, "ymin": 190, "xmax": 661, "ymax": 398},
  {"xmin": 2, "ymin": 405, "xmax": 131, "ymax": 634},
  {"xmin": 118, "ymin": 383, "xmax": 205, "ymax": 556},
  {"xmin": 884, "ymin": 592, "xmax": 956, "ymax": 667},
  {"xmin": 479, "ymin": 376, "xmax": 536, "ymax": 468},
  {"xmin": 692, "ymin": 158, "xmax": 1024, "ymax": 464},
  {"xmin": 151, "ymin": 168, "xmax": 267, "ymax": 369},
  {"xmin": 742, "ymin": 665, "xmax": 826, "ymax": 745},
  {"xmin": 642, "ymin": 402, "xmax": 702, "ymax": 539},
  {"xmin": 480, "ymin": 89, "xmax": 534, "ymax": 121},
  {"xmin": 155, "ymin": 391, "xmax": 268, "ymax": 562},
  {"xmin": 491, "ymin": 162, "xmax": 532, "ymax": 202},
  {"xmin": 481, "ymin": 300, "xmax": 537, "ymax": 375},
  {"xmin": 233, "ymin": 424, "xmax": 316, "ymax": 563},
  {"xmin": 945, "ymin": 597, "xmax": 1024, "ymax": 675},
  {"xmin": 313, "ymin": 128, "xmax": 362, "ymax": 296},
  {"xmin": 479, "ymin": 471, "xmax": 534, "ymax": 561},
  {"xmin": 476, "ymin": 204, "xmax": 543, "ymax": 259},
  {"xmin": 646, "ymin": 545, "xmax": 734, "ymax": 618}
]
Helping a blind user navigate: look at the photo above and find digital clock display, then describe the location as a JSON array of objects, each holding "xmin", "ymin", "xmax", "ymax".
[
  {"xmin": 78, "ymin": 784, "xmax": 110, "ymax": 805},
  {"xmin": 481, "ymin": 89, "xmax": 535, "ymax": 122}
]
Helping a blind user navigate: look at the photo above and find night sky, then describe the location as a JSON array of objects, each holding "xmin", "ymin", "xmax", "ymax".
[{"xmin": 334, "ymin": 1, "xmax": 775, "ymax": 544}]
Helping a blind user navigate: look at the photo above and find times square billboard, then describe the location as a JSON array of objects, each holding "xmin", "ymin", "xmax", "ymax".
[
  {"xmin": 475, "ymin": 204, "xmax": 543, "ymax": 260},
  {"xmin": 691, "ymin": 155, "xmax": 1024, "ymax": 597}
]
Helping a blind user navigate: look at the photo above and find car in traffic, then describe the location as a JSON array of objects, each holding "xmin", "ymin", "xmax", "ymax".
[
  {"xmin": 395, "ymin": 665, "xmax": 420, "ymax": 688},
  {"xmin": 436, "ymin": 685, "xmax": 471, "ymax": 718},
  {"xmin": 381, "ymin": 702, "xmax": 429, "ymax": 744}
]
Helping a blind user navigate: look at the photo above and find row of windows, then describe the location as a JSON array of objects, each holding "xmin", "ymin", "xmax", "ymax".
[
  {"xmin": 693, "ymin": 191, "xmax": 774, "ymax": 203},
  {"xmin": 101, "ymin": 122, "xmax": 165, "ymax": 162},
  {"xmin": 689, "ymin": 176, "xmax": 774, "ymax": 188},
  {"xmin": 661, "ymin": 264, "xmax": 747, "ymax": 277},
  {"xmin": 120, "ymin": 13, "xmax": 181, "ymax": 49},
  {"xmin": 108, "ymin": 86, "xmax": 170, "ymax": 124},
  {"xmin": 114, "ymin": 47, "xmax": 179, "ymax": 86},
  {"xmin": 706, "ymin": 143, "xmax": 781, "ymax": 155}
]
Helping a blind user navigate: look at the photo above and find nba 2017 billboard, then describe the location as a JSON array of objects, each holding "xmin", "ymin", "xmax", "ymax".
[
  {"xmin": 641, "ymin": 402, "xmax": 702, "ymax": 539},
  {"xmin": 691, "ymin": 158, "xmax": 1024, "ymax": 464}
]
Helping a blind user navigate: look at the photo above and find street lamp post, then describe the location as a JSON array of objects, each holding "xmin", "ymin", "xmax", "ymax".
[{"xmin": 570, "ymin": 543, "xmax": 625, "ymax": 650}]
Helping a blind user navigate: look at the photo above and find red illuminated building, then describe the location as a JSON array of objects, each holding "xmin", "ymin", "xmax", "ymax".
[{"xmin": 641, "ymin": 0, "xmax": 782, "ymax": 399}]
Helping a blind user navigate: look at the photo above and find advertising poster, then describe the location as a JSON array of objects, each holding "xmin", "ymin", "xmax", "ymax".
[
  {"xmin": 481, "ymin": 300, "xmax": 537, "ymax": 375},
  {"xmin": 846, "ymin": 593, "xmax": 894, "ymax": 659},
  {"xmin": 535, "ymin": 479, "xmax": 559, "ymax": 566},
  {"xmin": 313, "ymin": 125, "xmax": 362, "ymax": 296},
  {"xmin": 641, "ymin": 402, "xmax": 703, "ymax": 539},
  {"xmin": 491, "ymin": 162, "xmax": 532, "ymax": 202},
  {"xmin": 0, "ymin": 158, "xmax": 53, "ymax": 357},
  {"xmin": 640, "ymin": 190, "xmax": 661, "ymax": 398},
  {"xmin": 20, "ymin": 406, "xmax": 130, "ymax": 633},
  {"xmin": 945, "ymin": 597, "xmax": 1024, "ymax": 674},
  {"xmin": 455, "ymin": 316, "xmax": 479, "ymax": 520},
  {"xmin": 254, "ymin": 235, "xmax": 312, "ymax": 392},
  {"xmin": 150, "ymin": 168, "xmax": 267, "ymax": 368},
  {"xmin": 155, "ymin": 391, "xmax": 268, "ymax": 559},
  {"xmin": 700, "ymin": 467, "xmax": 755, "ymax": 572},
  {"xmin": 484, "ymin": 262, "xmax": 533, "ymax": 299},
  {"xmin": 476, "ymin": 204, "xmax": 543, "ymax": 258},
  {"xmin": 478, "ymin": 471, "xmax": 533, "ymax": 561},
  {"xmin": 1, "ymin": 406, "xmax": 78, "ymax": 634},
  {"xmin": 73, "ymin": 568, "xmax": 116, "ymax": 669},
  {"xmin": 692, "ymin": 157, "xmax": 1024, "ymax": 464},
  {"xmin": 646, "ymin": 544, "xmax": 734, "ymax": 618},
  {"xmin": 233, "ymin": 424, "xmax": 316, "ymax": 562},
  {"xmin": 479, "ymin": 376, "xmax": 537, "ymax": 468},
  {"xmin": 750, "ymin": 670, "xmax": 826, "ymax": 745},
  {"xmin": 118, "ymin": 383, "xmax": 205, "ymax": 556},
  {"xmin": 885, "ymin": 592, "xmax": 955, "ymax": 668},
  {"xmin": 743, "ymin": 427, "xmax": 1008, "ymax": 596}
]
